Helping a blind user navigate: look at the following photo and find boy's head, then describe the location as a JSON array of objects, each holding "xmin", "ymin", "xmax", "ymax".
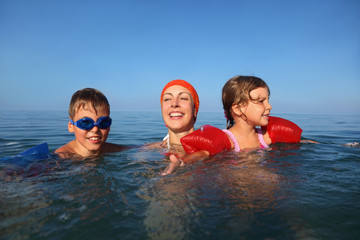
[
  {"xmin": 69, "ymin": 88, "xmax": 110, "ymax": 119},
  {"xmin": 68, "ymin": 88, "xmax": 111, "ymax": 156}
]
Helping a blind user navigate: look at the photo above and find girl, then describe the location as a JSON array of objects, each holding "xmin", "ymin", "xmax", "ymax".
[
  {"xmin": 181, "ymin": 75, "xmax": 314, "ymax": 156},
  {"xmin": 222, "ymin": 76, "xmax": 272, "ymax": 151}
]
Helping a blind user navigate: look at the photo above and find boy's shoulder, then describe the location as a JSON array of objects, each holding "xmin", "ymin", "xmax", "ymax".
[
  {"xmin": 54, "ymin": 141, "xmax": 77, "ymax": 158},
  {"xmin": 54, "ymin": 141, "xmax": 130, "ymax": 158},
  {"xmin": 54, "ymin": 141, "xmax": 75, "ymax": 154}
]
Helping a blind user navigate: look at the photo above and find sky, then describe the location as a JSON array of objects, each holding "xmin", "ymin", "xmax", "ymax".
[{"xmin": 0, "ymin": 0, "xmax": 359, "ymax": 115}]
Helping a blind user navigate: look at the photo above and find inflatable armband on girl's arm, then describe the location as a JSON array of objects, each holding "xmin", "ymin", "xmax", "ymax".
[
  {"xmin": 180, "ymin": 125, "xmax": 231, "ymax": 155},
  {"xmin": 262, "ymin": 116, "xmax": 302, "ymax": 143}
]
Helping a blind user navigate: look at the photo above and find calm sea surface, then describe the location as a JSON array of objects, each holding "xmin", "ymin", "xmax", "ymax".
[{"xmin": 1, "ymin": 110, "xmax": 359, "ymax": 240}]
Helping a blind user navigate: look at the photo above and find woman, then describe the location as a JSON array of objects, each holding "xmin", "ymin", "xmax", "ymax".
[
  {"xmin": 160, "ymin": 79, "xmax": 199, "ymax": 151},
  {"xmin": 146, "ymin": 79, "xmax": 201, "ymax": 174}
]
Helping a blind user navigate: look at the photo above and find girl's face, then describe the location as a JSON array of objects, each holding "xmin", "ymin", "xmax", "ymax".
[
  {"xmin": 240, "ymin": 87, "xmax": 272, "ymax": 126},
  {"xmin": 161, "ymin": 85, "xmax": 196, "ymax": 133},
  {"xmin": 68, "ymin": 104, "xmax": 110, "ymax": 157}
]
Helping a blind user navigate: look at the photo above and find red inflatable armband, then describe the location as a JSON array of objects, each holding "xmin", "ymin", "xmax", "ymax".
[
  {"xmin": 262, "ymin": 116, "xmax": 302, "ymax": 143},
  {"xmin": 181, "ymin": 125, "xmax": 231, "ymax": 155}
]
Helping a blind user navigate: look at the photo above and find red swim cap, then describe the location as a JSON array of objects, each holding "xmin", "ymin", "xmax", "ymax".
[{"xmin": 160, "ymin": 79, "xmax": 199, "ymax": 113}]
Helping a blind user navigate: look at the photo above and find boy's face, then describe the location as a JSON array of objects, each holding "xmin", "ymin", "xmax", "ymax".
[{"xmin": 68, "ymin": 104, "xmax": 110, "ymax": 157}]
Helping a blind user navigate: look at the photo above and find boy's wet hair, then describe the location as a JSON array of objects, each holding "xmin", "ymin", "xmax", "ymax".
[
  {"xmin": 222, "ymin": 76, "xmax": 270, "ymax": 129},
  {"xmin": 69, "ymin": 88, "xmax": 110, "ymax": 118}
]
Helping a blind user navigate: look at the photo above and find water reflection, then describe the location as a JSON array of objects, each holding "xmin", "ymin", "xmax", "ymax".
[{"xmin": 140, "ymin": 150, "xmax": 281, "ymax": 239}]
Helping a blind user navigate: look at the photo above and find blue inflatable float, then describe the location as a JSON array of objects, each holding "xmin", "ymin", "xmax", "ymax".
[
  {"xmin": 1, "ymin": 142, "xmax": 50, "ymax": 165},
  {"xmin": 17, "ymin": 142, "xmax": 50, "ymax": 156},
  {"xmin": 1, "ymin": 143, "xmax": 51, "ymax": 178}
]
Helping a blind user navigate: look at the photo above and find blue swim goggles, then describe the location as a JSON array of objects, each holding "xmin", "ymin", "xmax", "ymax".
[{"xmin": 70, "ymin": 116, "xmax": 112, "ymax": 130}]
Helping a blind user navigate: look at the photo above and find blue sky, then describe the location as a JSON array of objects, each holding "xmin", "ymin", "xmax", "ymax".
[{"xmin": 1, "ymin": 0, "xmax": 359, "ymax": 115}]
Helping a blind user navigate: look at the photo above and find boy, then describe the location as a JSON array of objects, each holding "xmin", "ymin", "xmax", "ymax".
[{"xmin": 55, "ymin": 88, "xmax": 128, "ymax": 158}]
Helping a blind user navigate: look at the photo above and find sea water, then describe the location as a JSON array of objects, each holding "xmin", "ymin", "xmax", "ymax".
[{"xmin": 0, "ymin": 110, "xmax": 359, "ymax": 240}]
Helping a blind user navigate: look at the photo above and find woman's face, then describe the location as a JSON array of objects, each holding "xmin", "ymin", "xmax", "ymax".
[{"xmin": 161, "ymin": 85, "xmax": 196, "ymax": 133}]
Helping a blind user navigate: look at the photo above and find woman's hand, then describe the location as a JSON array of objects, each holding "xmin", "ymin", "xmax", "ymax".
[
  {"xmin": 161, "ymin": 154, "xmax": 184, "ymax": 176},
  {"xmin": 161, "ymin": 150, "xmax": 210, "ymax": 175}
]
